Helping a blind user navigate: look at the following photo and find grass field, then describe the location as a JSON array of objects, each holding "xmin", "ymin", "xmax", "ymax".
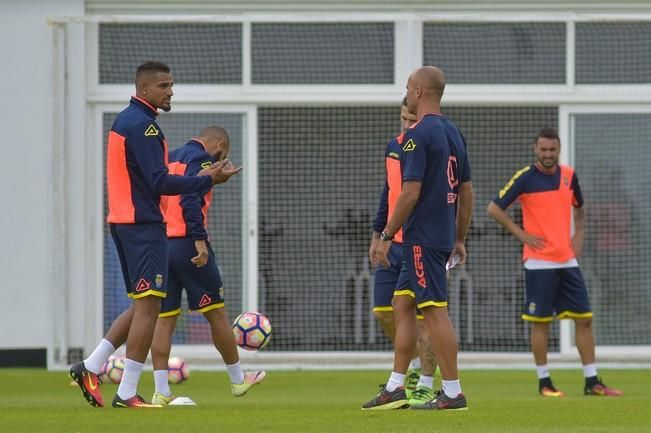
[{"xmin": 1, "ymin": 368, "xmax": 649, "ymax": 433}]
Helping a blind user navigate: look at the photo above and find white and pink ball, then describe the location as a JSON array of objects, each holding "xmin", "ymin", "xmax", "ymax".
[{"xmin": 232, "ymin": 312, "xmax": 272, "ymax": 351}]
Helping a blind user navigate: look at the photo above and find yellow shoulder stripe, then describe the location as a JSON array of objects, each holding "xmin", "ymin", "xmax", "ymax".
[{"xmin": 499, "ymin": 166, "xmax": 531, "ymax": 199}]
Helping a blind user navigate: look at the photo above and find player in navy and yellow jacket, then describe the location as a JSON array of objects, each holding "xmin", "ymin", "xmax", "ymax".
[
  {"xmin": 106, "ymin": 100, "xmax": 212, "ymax": 225},
  {"xmin": 149, "ymin": 127, "xmax": 265, "ymax": 405},
  {"xmin": 70, "ymin": 62, "xmax": 243, "ymax": 410},
  {"xmin": 370, "ymin": 99, "xmax": 438, "ymax": 407},
  {"xmin": 363, "ymin": 67, "xmax": 473, "ymax": 411},
  {"xmin": 371, "ymin": 104, "xmax": 409, "ymax": 322},
  {"xmin": 488, "ymin": 127, "xmax": 622, "ymax": 398}
]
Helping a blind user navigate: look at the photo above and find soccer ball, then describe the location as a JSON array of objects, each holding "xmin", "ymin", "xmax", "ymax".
[
  {"xmin": 232, "ymin": 312, "xmax": 272, "ymax": 351},
  {"xmin": 100, "ymin": 356, "xmax": 125, "ymax": 384},
  {"xmin": 168, "ymin": 356, "xmax": 190, "ymax": 384}
]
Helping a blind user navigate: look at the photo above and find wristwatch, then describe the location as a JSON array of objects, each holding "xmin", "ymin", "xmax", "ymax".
[{"xmin": 380, "ymin": 231, "xmax": 393, "ymax": 241}]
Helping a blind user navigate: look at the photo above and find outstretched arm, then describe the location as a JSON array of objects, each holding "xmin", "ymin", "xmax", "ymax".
[{"xmin": 128, "ymin": 122, "xmax": 213, "ymax": 196}]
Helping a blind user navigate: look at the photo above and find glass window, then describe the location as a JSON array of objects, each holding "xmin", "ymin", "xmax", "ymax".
[
  {"xmin": 258, "ymin": 105, "xmax": 558, "ymax": 352},
  {"xmin": 252, "ymin": 23, "xmax": 394, "ymax": 84},
  {"xmin": 99, "ymin": 23, "xmax": 242, "ymax": 84},
  {"xmin": 573, "ymin": 113, "xmax": 651, "ymax": 343},
  {"xmin": 576, "ymin": 22, "xmax": 651, "ymax": 83},
  {"xmin": 423, "ymin": 23, "xmax": 566, "ymax": 84}
]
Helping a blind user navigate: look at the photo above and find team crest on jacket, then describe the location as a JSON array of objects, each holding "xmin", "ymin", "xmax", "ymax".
[
  {"xmin": 402, "ymin": 139, "xmax": 416, "ymax": 152},
  {"xmin": 144, "ymin": 124, "xmax": 159, "ymax": 136},
  {"xmin": 201, "ymin": 161, "xmax": 212, "ymax": 169}
]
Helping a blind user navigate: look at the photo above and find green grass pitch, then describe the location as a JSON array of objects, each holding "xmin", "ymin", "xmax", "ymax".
[{"xmin": 1, "ymin": 368, "xmax": 649, "ymax": 433}]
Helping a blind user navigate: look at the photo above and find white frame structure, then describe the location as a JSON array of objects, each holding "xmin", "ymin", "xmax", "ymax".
[
  {"xmin": 48, "ymin": 10, "xmax": 651, "ymax": 370},
  {"xmin": 560, "ymin": 104, "xmax": 651, "ymax": 360}
]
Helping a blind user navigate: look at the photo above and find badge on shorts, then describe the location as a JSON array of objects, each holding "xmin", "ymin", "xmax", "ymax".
[
  {"xmin": 199, "ymin": 294, "xmax": 211, "ymax": 308},
  {"xmin": 528, "ymin": 302, "xmax": 536, "ymax": 314},
  {"xmin": 219, "ymin": 287, "xmax": 225, "ymax": 299},
  {"xmin": 155, "ymin": 274, "xmax": 164, "ymax": 289},
  {"xmin": 135, "ymin": 278, "xmax": 150, "ymax": 292}
]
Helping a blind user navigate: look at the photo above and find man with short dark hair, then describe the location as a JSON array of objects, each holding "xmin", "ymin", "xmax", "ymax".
[
  {"xmin": 487, "ymin": 127, "xmax": 622, "ymax": 397},
  {"xmin": 69, "ymin": 61, "xmax": 242, "ymax": 409}
]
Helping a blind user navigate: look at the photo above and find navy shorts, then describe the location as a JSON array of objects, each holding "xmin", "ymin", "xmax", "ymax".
[
  {"xmin": 373, "ymin": 243, "xmax": 425, "ymax": 319},
  {"xmin": 160, "ymin": 238, "xmax": 225, "ymax": 317},
  {"xmin": 373, "ymin": 243, "xmax": 404, "ymax": 311},
  {"xmin": 395, "ymin": 244, "xmax": 450, "ymax": 309},
  {"xmin": 110, "ymin": 223, "xmax": 168, "ymax": 299},
  {"xmin": 523, "ymin": 267, "xmax": 592, "ymax": 322}
]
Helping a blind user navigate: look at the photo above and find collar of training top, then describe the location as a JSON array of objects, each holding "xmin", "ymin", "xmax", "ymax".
[{"xmin": 131, "ymin": 96, "xmax": 159, "ymax": 117}]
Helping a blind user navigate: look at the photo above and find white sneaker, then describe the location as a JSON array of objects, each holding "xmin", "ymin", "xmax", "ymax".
[
  {"xmin": 231, "ymin": 371, "xmax": 266, "ymax": 397},
  {"xmin": 151, "ymin": 392, "xmax": 176, "ymax": 406}
]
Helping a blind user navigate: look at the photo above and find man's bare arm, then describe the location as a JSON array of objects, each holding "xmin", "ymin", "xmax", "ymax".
[
  {"xmin": 487, "ymin": 201, "xmax": 545, "ymax": 250},
  {"xmin": 456, "ymin": 181, "xmax": 474, "ymax": 243}
]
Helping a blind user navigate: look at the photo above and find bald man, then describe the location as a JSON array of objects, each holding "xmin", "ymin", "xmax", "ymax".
[
  {"xmin": 363, "ymin": 66, "xmax": 474, "ymax": 411},
  {"xmin": 149, "ymin": 127, "xmax": 265, "ymax": 405},
  {"xmin": 369, "ymin": 98, "xmax": 439, "ymax": 408}
]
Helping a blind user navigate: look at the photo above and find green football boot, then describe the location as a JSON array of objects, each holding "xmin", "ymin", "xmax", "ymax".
[
  {"xmin": 404, "ymin": 369, "xmax": 420, "ymax": 399},
  {"xmin": 408, "ymin": 385, "xmax": 434, "ymax": 409}
]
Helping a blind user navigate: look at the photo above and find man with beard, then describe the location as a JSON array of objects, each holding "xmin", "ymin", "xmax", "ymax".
[
  {"xmin": 487, "ymin": 127, "xmax": 622, "ymax": 398},
  {"xmin": 70, "ymin": 62, "xmax": 242, "ymax": 409}
]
